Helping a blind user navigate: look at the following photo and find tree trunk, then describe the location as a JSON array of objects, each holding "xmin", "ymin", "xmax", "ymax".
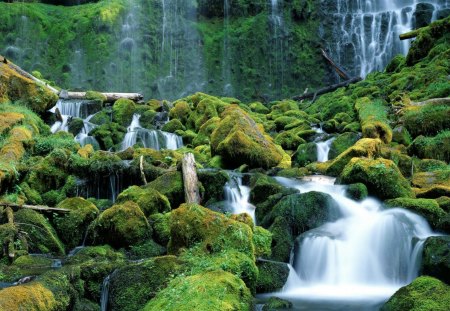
[
  {"xmin": 0, "ymin": 203, "xmax": 70, "ymax": 213},
  {"xmin": 293, "ymin": 76, "xmax": 362, "ymax": 101},
  {"xmin": 321, "ymin": 49, "xmax": 351, "ymax": 80},
  {"xmin": 399, "ymin": 29, "xmax": 421, "ymax": 40},
  {"xmin": 181, "ymin": 153, "xmax": 200, "ymax": 204},
  {"xmin": 63, "ymin": 91, "xmax": 143, "ymax": 103},
  {"xmin": 140, "ymin": 155, "xmax": 148, "ymax": 185}
]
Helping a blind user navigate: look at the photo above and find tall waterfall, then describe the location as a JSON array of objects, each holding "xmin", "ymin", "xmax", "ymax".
[
  {"xmin": 269, "ymin": 0, "xmax": 285, "ymax": 97},
  {"xmin": 121, "ymin": 114, "xmax": 183, "ymax": 151},
  {"xmin": 223, "ymin": 172, "xmax": 255, "ymax": 221},
  {"xmin": 324, "ymin": 0, "xmax": 450, "ymax": 78},
  {"xmin": 222, "ymin": 0, "xmax": 233, "ymax": 96},
  {"xmin": 273, "ymin": 176, "xmax": 435, "ymax": 310}
]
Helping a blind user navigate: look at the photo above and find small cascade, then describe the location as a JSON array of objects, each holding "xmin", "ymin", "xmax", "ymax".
[
  {"xmin": 223, "ymin": 172, "xmax": 255, "ymax": 221},
  {"xmin": 324, "ymin": 0, "xmax": 450, "ymax": 78},
  {"xmin": 100, "ymin": 274, "xmax": 111, "ymax": 311},
  {"xmin": 316, "ymin": 137, "xmax": 335, "ymax": 162},
  {"xmin": 49, "ymin": 99, "xmax": 101, "ymax": 148},
  {"xmin": 121, "ymin": 114, "xmax": 183, "ymax": 151},
  {"xmin": 271, "ymin": 176, "xmax": 436, "ymax": 309}
]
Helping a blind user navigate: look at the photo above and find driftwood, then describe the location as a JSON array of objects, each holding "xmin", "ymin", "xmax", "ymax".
[
  {"xmin": 321, "ymin": 49, "xmax": 351, "ymax": 80},
  {"xmin": 140, "ymin": 155, "xmax": 148, "ymax": 185},
  {"xmin": 0, "ymin": 203, "xmax": 70, "ymax": 213},
  {"xmin": 181, "ymin": 153, "xmax": 200, "ymax": 204},
  {"xmin": 62, "ymin": 91, "xmax": 143, "ymax": 103},
  {"xmin": 293, "ymin": 76, "xmax": 362, "ymax": 101},
  {"xmin": 411, "ymin": 97, "xmax": 450, "ymax": 106}
]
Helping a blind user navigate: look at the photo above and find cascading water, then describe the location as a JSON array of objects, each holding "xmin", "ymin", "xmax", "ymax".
[
  {"xmin": 316, "ymin": 137, "xmax": 335, "ymax": 162},
  {"xmin": 100, "ymin": 274, "xmax": 111, "ymax": 311},
  {"xmin": 324, "ymin": 0, "xmax": 450, "ymax": 78},
  {"xmin": 269, "ymin": 0, "xmax": 286, "ymax": 97},
  {"xmin": 121, "ymin": 114, "xmax": 183, "ymax": 151},
  {"xmin": 223, "ymin": 172, "xmax": 255, "ymax": 221},
  {"xmin": 222, "ymin": 0, "xmax": 233, "ymax": 96},
  {"xmin": 270, "ymin": 176, "xmax": 436, "ymax": 310}
]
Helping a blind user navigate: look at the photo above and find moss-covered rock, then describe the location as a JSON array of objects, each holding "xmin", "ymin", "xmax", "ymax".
[
  {"xmin": 108, "ymin": 256, "xmax": 183, "ymax": 311},
  {"xmin": 90, "ymin": 201, "xmax": 151, "ymax": 249},
  {"xmin": 408, "ymin": 131, "xmax": 450, "ymax": 162},
  {"xmin": 142, "ymin": 271, "xmax": 253, "ymax": 311},
  {"xmin": 112, "ymin": 98, "xmax": 136, "ymax": 126},
  {"xmin": 198, "ymin": 169, "xmax": 229, "ymax": 204},
  {"xmin": 381, "ymin": 276, "xmax": 450, "ymax": 311},
  {"xmin": 146, "ymin": 171, "xmax": 184, "ymax": 208},
  {"xmin": 250, "ymin": 173, "xmax": 283, "ymax": 205},
  {"xmin": 256, "ymin": 260, "xmax": 289, "ymax": 294},
  {"xmin": 90, "ymin": 122, "xmax": 126, "ymax": 150},
  {"xmin": 340, "ymin": 158, "xmax": 414, "ymax": 200},
  {"xmin": 292, "ymin": 142, "xmax": 317, "ymax": 167},
  {"xmin": 149, "ymin": 213, "xmax": 171, "ymax": 246},
  {"xmin": 210, "ymin": 105, "xmax": 284, "ymax": 169},
  {"xmin": 421, "ymin": 236, "xmax": 450, "ymax": 284},
  {"xmin": 262, "ymin": 296, "xmax": 293, "ymax": 310},
  {"xmin": 116, "ymin": 185, "xmax": 171, "ymax": 217},
  {"xmin": 252, "ymin": 226, "xmax": 272, "ymax": 258},
  {"xmin": 161, "ymin": 119, "xmax": 186, "ymax": 133},
  {"xmin": 0, "ymin": 281, "xmax": 57, "ymax": 311},
  {"xmin": 385, "ymin": 198, "xmax": 445, "ymax": 229},
  {"xmin": 274, "ymin": 131, "xmax": 306, "ymax": 151},
  {"xmin": 345, "ymin": 183, "xmax": 369, "ymax": 201},
  {"xmin": 329, "ymin": 132, "xmax": 360, "ymax": 160},
  {"xmin": 403, "ymin": 103, "xmax": 450, "ymax": 138},
  {"xmin": 53, "ymin": 197, "xmax": 99, "ymax": 250}
]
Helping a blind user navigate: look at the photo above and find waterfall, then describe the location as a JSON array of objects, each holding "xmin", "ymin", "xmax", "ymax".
[
  {"xmin": 222, "ymin": 0, "xmax": 233, "ymax": 96},
  {"xmin": 272, "ymin": 176, "xmax": 435, "ymax": 309},
  {"xmin": 100, "ymin": 274, "xmax": 111, "ymax": 311},
  {"xmin": 223, "ymin": 172, "xmax": 255, "ymax": 221},
  {"xmin": 121, "ymin": 114, "xmax": 183, "ymax": 151},
  {"xmin": 316, "ymin": 138, "xmax": 335, "ymax": 162},
  {"xmin": 269, "ymin": 0, "xmax": 285, "ymax": 97},
  {"xmin": 49, "ymin": 99, "xmax": 101, "ymax": 148},
  {"xmin": 324, "ymin": 0, "xmax": 450, "ymax": 78}
]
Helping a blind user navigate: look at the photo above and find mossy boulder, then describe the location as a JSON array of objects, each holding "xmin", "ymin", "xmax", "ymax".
[
  {"xmin": 198, "ymin": 169, "xmax": 229, "ymax": 204},
  {"xmin": 345, "ymin": 183, "xmax": 369, "ymax": 201},
  {"xmin": 292, "ymin": 142, "xmax": 317, "ymax": 167},
  {"xmin": 108, "ymin": 256, "xmax": 183, "ymax": 311},
  {"xmin": 329, "ymin": 132, "xmax": 360, "ymax": 160},
  {"xmin": 90, "ymin": 122, "xmax": 126, "ymax": 150},
  {"xmin": 274, "ymin": 131, "xmax": 306, "ymax": 151},
  {"xmin": 339, "ymin": 158, "xmax": 415, "ymax": 200},
  {"xmin": 355, "ymin": 97, "xmax": 392, "ymax": 144},
  {"xmin": 53, "ymin": 197, "xmax": 99, "ymax": 249},
  {"xmin": 403, "ymin": 103, "xmax": 450, "ymax": 138},
  {"xmin": 90, "ymin": 201, "xmax": 151, "ymax": 249},
  {"xmin": 256, "ymin": 260, "xmax": 289, "ymax": 293},
  {"xmin": 408, "ymin": 131, "xmax": 450, "ymax": 162},
  {"xmin": 149, "ymin": 213, "xmax": 171, "ymax": 246},
  {"xmin": 381, "ymin": 276, "xmax": 450, "ymax": 311},
  {"xmin": 112, "ymin": 98, "xmax": 136, "ymax": 126},
  {"xmin": 0, "ymin": 281, "xmax": 57, "ymax": 311},
  {"xmin": 14, "ymin": 209, "xmax": 65, "ymax": 256},
  {"xmin": 161, "ymin": 119, "xmax": 185, "ymax": 133},
  {"xmin": 117, "ymin": 185, "xmax": 171, "ymax": 217},
  {"xmin": 142, "ymin": 271, "xmax": 253, "ymax": 311},
  {"xmin": 421, "ymin": 236, "xmax": 450, "ymax": 284},
  {"xmin": 146, "ymin": 171, "xmax": 184, "ymax": 208},
  {"xmin": 252, "ymin": 226, "xmax": 272, "ymax": 258},
  {"xmin": 210, "ymin": 105, "xmax": 284, "ymax": 169},
  {"xmin": 250, "ymin": 173, "xmax": 283, "ymax": 205},
  {"xmin": 385, "ymin": 198, "xmax": 446, "ymax": 229},
  {"xmin": 262, "ymin": 297, "xmax": 293, "ymax": 310}
]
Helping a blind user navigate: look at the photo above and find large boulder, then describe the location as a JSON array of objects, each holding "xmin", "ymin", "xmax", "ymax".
[
  {"xmin": 339, "ymin": 158, "xmax": 415, "ymax": 200},
  {"xmin": 146, "ymin": 171, "xmax": 184, "ymax": 208},
  {"xmin": 256, "ymin": 260, "xmax": 290, "ymax": 293},
  {"xmin": 421, "ymin": 236, "xmax": 450, "ymax": 284},
  {"xmin": 250, "ymin": 173, "xmax": 283, "ymax": 205},
  {"xmin": 292, "ymin": 142, "xmax": 317, "ymax": 167},
  {"xmin": 116, "ymin": 185, "xmax": 171, "ymax": 217},
  {"xmin": 381, "ymin": 276, "xmax": 450, "ymax": 311},
  {"xmin": 210, "ymin": 105, "xmax": 284, "ymax": 169},
  {"xmin": 329, "ymin": 132, "xmax": 360, "ymax": 160}
]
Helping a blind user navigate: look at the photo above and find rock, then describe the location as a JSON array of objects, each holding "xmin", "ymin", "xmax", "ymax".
[
  {"xmin": 89, "ymin": 201, "xmax": 151, "ymax": 249},
  {"xmin": 421, "ymin": 236, "xmax": 450, "ymax": 284},
  {"xmin": 210, "ymin": 105, "xmax": 284, "ymax": 169},
  {"xmin": 292, "ymin": 142, "xmax": 317, "ymax": 167},
  {"xmin": 250, "ymin": 173, "xmax": 283, "ymax": 205},
  {"xmin": 263, "ymin": 296, "xmax": 293, "ymax": 310},
  {"xmin": 392, "ymin": 126, "xmax": 412, "ymax": 146},
  {"xmin": 385, "ymin": 198, "xmax": 445, "ymax": 229},
  {"xmin": 414, "ymin": 3, "xmax": 434, "ymax": 29},
  {"xmin": 381, "ymin": 276, "xmax": 450, "ymax": 311},
  {"xmin": 142, "ymin": 271, "xmax": 253, "ymax": 311},
  {"xmin": 198, "ymin": 169, "xmax": 229, "ymax": 204},
  {"xmin": 54, "ymin": 197, "xmax": 99, "ymax": 249},
  {"xmin": 345, "ymin": 183, "xmax": 369, "ymax": 201},
  {"xmin": 339, "ymin": 158, "xmax": 415, "ymax": 200},
  {"xmin": 112, "ymin": 98, "xmax": 136, "ymax": 126},
  {"xmin": 402, "ymin": 102, "xmax": 450, "ymax": 138},
  {"xmin": 268, "ymin": 216, "xmax": 294, "ymax": 263},
  {"xmin": 149, "ymin": 213, "xmax": 171, "ymax": 246},
  {"xmin": 116, "ymin": 185, "xmax": 171, "ymax": 217},
  {"xmin": 256, "ymin": 260, "xmax": 290, "ymax": 293},
  {"xmin": 253, "ymin": 226, "xmax": 272, "ymax": 258},
  {"xmin": 146, "ymin": 171, "xmax": 184, "ymax": 209},
  {"xmin": 408, "ymin": 131, "xmax": 450, "ymax": 163},
  {"xmin": 329, "ymin": 132, "xmax": 360, "ymax": 160},
  {"xmin": 161, "ymin": 119, "xmax": 185, "ymax": 133}
]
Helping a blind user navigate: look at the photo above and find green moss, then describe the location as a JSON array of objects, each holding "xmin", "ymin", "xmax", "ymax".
[
  {"xmin": 142, "ymin": 271, "xmax": 253, "ymax": 311},
  {"xmin": 256, "ymin": 261, "xmax": 289, "ymax": 294},
  {"xmin": 403, "ymin": 104, "xmax": 450, "ymax": 138},
  {"xmin": 91, "ymin": 122, "xmax": 126, "ymax": 150},
  {"xmin": 249, "ymin": 102, "xmax": 270, "ymax": 114},
  {"xmin": 292, "ymin": 142, "xmax": 317, "ymax": 167},
  {"xmin": 345, "ymin": 183, "xmax": 368, "ymax": 201},
  {"xmin": 385, "ymin": 54, "xmax": 406, "ymax": 73},
  {"xmin": 90, "ymin": 201, "xmax": 151, "ymax": 249},
  {"xmin": 250, "ymin": 173, "xmax": 283, "ymax": 205},
  {"xmin": 421, "ymin": 236, "xmax": 450, "ymax": 284},
  {"xmin": 385, "ymin": 198, "xmax": 445, "ymax": 229},
  {"xmin": 252, "ymin": 226, "xmax": 272, "ymax": 258},
  {"xmin": 85, "ymin": 90, "xmax": 107, "ymax": 103},
  {"xmin": 381, "ymin": 276, "xmax": 450, "ymax": 311},
  {"xmin": 268, "ymin": 216, "xmax": 293, "ymax": 263},
  {"xmin": 262, "ymin": 296, "xmax": 293, "ymax": 310},
  {"xmin": 329, "ymin": 133, "xmax": 360, "ymax": 160},
  {"xmin": 112, "ymin": 98, "xmax": 136, "ymax": 126},
  {"xmin": 161, "ymin": 119, "xmax": 186, "ymax": 133},
  {"xmin": 0, "ymin": 280, "xmax": 57, "ymax": 311},
  {"xmin": 274, "ymin": 131, "xmax": 306, "ymax": 151},
  {"xmin": 53, "ymin": 197, "xmax": 99, "ymax": 249},
  {"xmin": 392, "ymin": 126, "xmax": 413, "ymax": 146},
  {"xmin": 198, "ymin": 169, "xmax": 229, "ymax": 204},
  {"xmin": 146, "ymin": 171, "xmax": 184, "ymax": 208},
  {"xmin": 408, "ymin": 131, "xmax": 450, "ymax": 162},
  {"xmin": 127, "ymin": 240, "xmax": 166, "ymax": 260},
  {"xmin": 355, "ymin": 97, "xmax": 393, "ymax": 144},
  {"xmin": 117, "ymin": 185, "xmax": 171, "ymax": 217},
  {"xmin": 340, "ymin": 158, "xmax": 415, "ymax": 200},
  {"xmin": 149, "ymin": 213, "xmax": 171, "ymax": 246}
]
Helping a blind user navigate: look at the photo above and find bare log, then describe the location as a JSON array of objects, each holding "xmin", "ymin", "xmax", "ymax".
[
  {"xmin": 411, "ymin": 97, "xmax": 450, "ymax": 106},
  {"xmin": 400, "ymin": 29, "xmax": 421, "ymax": 40},
  {"xmin": 321, "ymin": 49, "xmax": 351, "ymax": 80},
  {"xmin": 64, "ymin": 91, "xmax": 144, "ymax": 103},
  {"xmin": 293, "ymin": 76, "xmax": 362, "ymax": 101},
  {"xmin": 0, "ymin": 203, "xmax": 70, "ymax": 213},
  {"xmin": 181, "ymin": 153, "xmax": 200, "ymax": 204},
  {"xmin": 140, "ymin": 155, "xmax": 148, "ymax": 186}
]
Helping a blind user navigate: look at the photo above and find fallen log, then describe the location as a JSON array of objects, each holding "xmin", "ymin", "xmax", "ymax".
[
  {"xmin": 399, "ymin": 29, "xmax": 420, "ymax": 40},
  {"xmin": 293, "ymin": 76, "xmax": 362, "ymax": 101},
  {"xmin": 0, "ymin": 203, "xmax": 70, "ymax": 213},
  {"xmin": 181, "ymin": 153, "xmax": 200, "ymax": 204},
  {"xmin": 411, "ymin": 97, "xmax": 450, "ymax": 106},
  {"xmin": 321, "ymin": 49, "xmax": 350, "ymax": 80},
  {"xmin": 63, "ymin": 91, "xmax": 143, "ymax": 103}
]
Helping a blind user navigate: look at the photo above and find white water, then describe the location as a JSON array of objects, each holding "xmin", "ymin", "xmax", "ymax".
[
  {"xmin": 100, "ymin": 274, "xmax": 110, "ymax": 311},
  {"xmin": 327, "ymin": 0, "xmax": 450, "ymax": 78},
  {"xmin": 273, "ymin": 176, "xmax": 435, "ymax": 308},
  {"xmin": 121, "ymin": 114, "xmax": 183, "ymax": 151},
  {"xmin": 316, "ymin": 138, "xmax": 335, "ymax": 162},
  {"xmin": 224, "ymin": 172, "xmax": 255, "ymax": 222}
]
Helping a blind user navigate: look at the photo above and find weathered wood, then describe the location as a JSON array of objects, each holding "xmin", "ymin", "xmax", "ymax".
[
  {"xmin": 321, "ymin": 49, "xmax": 351, "ymax": 80},
  {"xmin": 64, "ymin": 91, "xmax": 143, "ymax": 103},
  {"xmin": 4, "ymin": 207, "xmax": 15, "ymax": 259},
  {"xmin": 181, "ymin": 153, "xmax": 200, "ymax": 204},
  {"xmin": 400, "ymin": 29, "xmax": 420, "ymax": 40},
  {"xmin": 293, "ymin": 76, "xmax": 362, "ymax": 101},
  {"xmin": 140, "ymin": 155, "xmax": 148, "ymax": 186},
  {"xmin": 411, "ymin": 97, "xmax": 450, "ymax": 106},
  {"xmin": 0, "ymin": 203, "xmax": 70, "ymax": 213}
]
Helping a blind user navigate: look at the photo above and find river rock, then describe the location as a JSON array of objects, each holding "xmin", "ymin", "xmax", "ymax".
[{"xmin": 421, "ymin": 236, "xmax": 450, "ymax": 284}]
